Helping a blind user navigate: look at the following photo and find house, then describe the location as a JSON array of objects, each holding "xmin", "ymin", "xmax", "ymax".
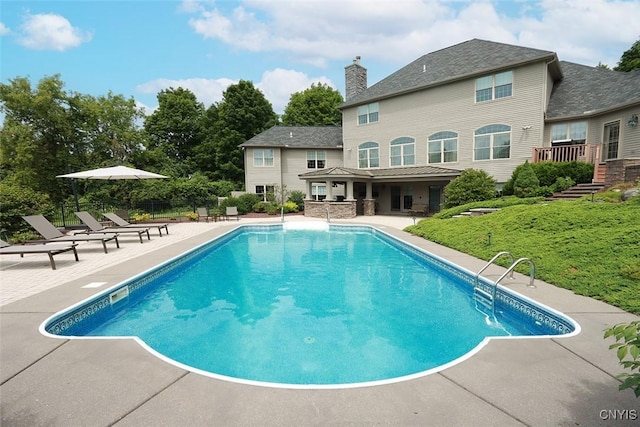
[{"xmin": 242, "ymin": 39, "xmax": 640, "ymax": 218}]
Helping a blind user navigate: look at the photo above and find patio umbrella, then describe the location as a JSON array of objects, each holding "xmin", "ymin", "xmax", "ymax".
[
  {"xmin": 56, "ymin": 165, "xmax": 168, "ymax": 180},
  {"xmin": 57, "ymin": 165, "xmax": 168, "ymax": 215}
]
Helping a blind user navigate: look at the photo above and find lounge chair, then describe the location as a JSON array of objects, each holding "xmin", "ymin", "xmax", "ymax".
[
  {"xmin": 74, "ymin": 211, "xmax": 150, "ymax": 243},
  {"xmin": 225, "ymin": 206, "xmax": 239, "ymax": 221},
  {"xmin": 22, "ymin": 215, "xmax": 120, "ymax": 254},
  {"xmin": 0, "ymin": 238, "xmax": 79, "ymax": 270},
  {"xmin": 102, "ymin": 212, "xmax": 169, "ymax": 237},
  {"xmin": 197, "ymin": 207, "xmax": 212, "ymax": 222}
]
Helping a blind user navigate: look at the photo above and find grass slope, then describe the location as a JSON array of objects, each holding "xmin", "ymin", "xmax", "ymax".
[{"xmin": 406, "ymin": 200, "xmax": 640, "ymax": 314}]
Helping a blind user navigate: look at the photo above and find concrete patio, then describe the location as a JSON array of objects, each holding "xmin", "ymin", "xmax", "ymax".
[{"xmin": 1, "ymin": 216, "xmax": 638, "ymax": 426}]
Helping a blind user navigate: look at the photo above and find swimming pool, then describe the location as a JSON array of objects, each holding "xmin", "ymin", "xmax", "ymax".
[{"xmin": 42, "ymin": 223, "xmax": 579, "ymax": 388}]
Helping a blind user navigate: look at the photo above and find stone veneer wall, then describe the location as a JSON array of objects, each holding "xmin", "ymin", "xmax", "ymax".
[
  {"xmin": 605, "ymin": 159, "xmax": 640, "ymax": 186},
  {"xmin": 304, "ymin": 201, "xmax": 357, "ymax": 219},
  {"xmin": 363, "ymin": 199, "xmax": 376, "ymax": 216}
]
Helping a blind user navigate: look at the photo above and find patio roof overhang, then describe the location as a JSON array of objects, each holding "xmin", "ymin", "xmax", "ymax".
[{"xmin": 298, "ymin": 165, "xmax": 462, "ymax": 182}]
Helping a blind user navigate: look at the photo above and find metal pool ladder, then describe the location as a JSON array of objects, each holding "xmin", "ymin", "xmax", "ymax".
[{"xmin": 473, "ymin": 252, "xmax": 536, "ymax": 312}]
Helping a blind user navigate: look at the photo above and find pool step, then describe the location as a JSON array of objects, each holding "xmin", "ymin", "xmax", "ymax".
[{"xmin": 473, "ymin": 287, "xmax": 493, "ymax": 309}]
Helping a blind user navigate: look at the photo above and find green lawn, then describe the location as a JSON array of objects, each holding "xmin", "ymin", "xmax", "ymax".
[{"xmin": 405, "ymin": 198, "xmax": 640, "ymax": 315}]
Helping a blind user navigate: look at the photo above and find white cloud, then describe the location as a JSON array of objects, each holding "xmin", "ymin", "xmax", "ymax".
[
  {"xmin": 183, "ymin": 0, "xmax": 640, "ymax": 69},
  {"xmin": 136, "ymin": 70, "xmax": 335, "ymax": 115},
  {"xmin": 256, "ymin": 68, "xmax": 336, "ymax": 114},
  {"xmin": 17, "ymin": 12, "xmax": 92, "ymax": 51},
  {"xmin": 0, "ymin": 22, "xmax": 10, "ymax": 36},
  {"xmin": 136, "ymin": 77, "xmax": 237, "ymax": 109}
]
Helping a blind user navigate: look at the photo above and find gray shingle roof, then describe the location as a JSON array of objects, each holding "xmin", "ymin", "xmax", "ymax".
[
  {"xmin": 240, "ymin": 125, "xmax": 343, "ymax": 148},
  {"xmin": 341, "ymin": 39, "xmax": 557, "ymax": 108},
  {"xmin": 546, "ymin": 61, "xmax": 640, "ymax": 119}
]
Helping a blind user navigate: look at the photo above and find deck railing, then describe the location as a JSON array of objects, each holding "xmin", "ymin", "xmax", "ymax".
[{"xmin": 531, "ymin": 144, "xmax": 600, "ymax": 164}]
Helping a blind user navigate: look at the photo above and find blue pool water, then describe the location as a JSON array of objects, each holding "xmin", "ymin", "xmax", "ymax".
[{"xmin": 44, "ymin": 223, "xmax": 577, "ymax": 387}]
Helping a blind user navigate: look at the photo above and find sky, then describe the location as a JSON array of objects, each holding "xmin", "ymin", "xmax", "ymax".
[{"xmin": 1, "ymin": 0, "xmax": 640, "ymax": 117}]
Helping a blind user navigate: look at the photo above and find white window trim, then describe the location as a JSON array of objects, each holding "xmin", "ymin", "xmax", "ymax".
[
  {"xmin": 473, "ymin": 125, "xmax": 511, "ymax": 161},
  {"xmin": 475, "ymin": 71, "xmax": 513, "ymax": 103},
  {"xmin": 390, "ymin": 137, "xmax": 416, "ymax": 167},
  {"xmin": 253, "ymin": 149, "xmax": 274, "ymax": 167},
  {"xmin": 306, "ymin": 150, "xmax": 326, "ymax": 169},
  {"xmin": 357, "ymin": 102, "xmax": 379, "ymax": 125},
  {"xmin": 358, "ymin": 142, "xmax": 380, "ymax": 169}
]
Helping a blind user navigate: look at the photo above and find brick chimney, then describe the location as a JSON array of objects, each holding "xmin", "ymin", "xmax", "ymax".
[{"xmin": 345, "ymin": 56, "xmax": 367, "ymax": 101}]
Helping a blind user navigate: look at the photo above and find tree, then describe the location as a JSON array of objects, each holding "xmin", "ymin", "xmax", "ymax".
[
  {"xmin": 143, "ymin": 87, "xmax": 205, "ymax": 173},
  {"xmin": 212, "ymin": 80, "xmax": 278, "ymax": 184},
  {"xmin": 281, "ymin": 83, "xmax": 344, "ymax": 126},
  {"xmin": 443, "ymin": 169, "xmax": 496, "ymax": 208},
  {"xmin": 604, "ymin": 321, "xmax": 640, "ymax": 397},
  {"xmin": 614, "ymin": 39, "xmax": 640, "ymax": 72},
  {"xmin": 513, "ymin": 160, "xmax": 540, "ymax": 197}
]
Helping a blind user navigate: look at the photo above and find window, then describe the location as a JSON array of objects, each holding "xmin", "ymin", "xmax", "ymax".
[
  {"xmin": 476, "ymin": 71, "xmax": 513, "ymax": 102},
  {"xmin": 253, "ymin": 149, "xmax": 274, "ymax": 167},
  {"xmin": 358, "ymin": 142, "xmax": 379, "ymax": 168},
  {"xmin": 311, "ymin": 183, "xmax": 326, "ymax": 201},
  {"xmin": 390, "ymin": 137, "xmax": 415, "ymax": 166},
  {"xmin": 307, "ymin": 150, "xmax": 326, "ymax": 169},
  {"xmin": 474, "ymin": 125, "xmax": 511, "ymax": 160},
  {"xmin": 551, "ymin": 121, "xmax": 587, "ymax": 143},
  {"xmin": 603, "ymin": 121, "xmax": 620, "ymax": 161},
  {"xmin": 357, "ymin": 102, "xmax": 379, "ymax": 125},
  {"xmin": 255, "ymin": 185, "xmax": 275, "ymax": 201},
  {"xmin": 428, "ymin": 131, "xmax": 458, "ymax": 163}
]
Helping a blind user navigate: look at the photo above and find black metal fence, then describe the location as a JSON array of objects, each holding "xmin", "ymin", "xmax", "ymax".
[{"xmin": 54, "ymin": 199, "xmax": 217, "ymax": 228}]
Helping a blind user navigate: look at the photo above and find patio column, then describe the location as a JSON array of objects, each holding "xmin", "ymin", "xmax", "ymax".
[
  {"xmin": 325, "ymin": 180, "xmax": 334, "ymax": 201},
  {"xmin": 345, "ymin": 180, "xmax": 355, "ymax": 201},
  {"xmin": 366, "ymin": 181, "xmax": 373, "ymax": 199},
  {"xmin": 306, "ymin": 180, "xmax": 313, "ymax": 200}
]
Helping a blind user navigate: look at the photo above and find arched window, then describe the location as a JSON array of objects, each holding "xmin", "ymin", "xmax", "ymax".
[
  {"xmin": 474, "ymin": 125, "xmax": 511, "ymax": 160},
  {"xmin": 358, "ymin": 141, "xmax": 379, "ymax": 168},
  {"xmin": 390, "ymin": 137, "xmax": 415, "ymax": 166},
  {"xmin": 428, "ymin": 131, "xmax": 458, "ymax": 163}
]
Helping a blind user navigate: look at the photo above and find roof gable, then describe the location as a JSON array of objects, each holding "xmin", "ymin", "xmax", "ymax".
[
  {"xmin": 341, "ymin": 39, "xmax": 557, "ymax": 108},
  {"xmin": 240, "ymin": 125, "xmax": 343, "ymax": 148},
  {"xmin": 547, "ymin": 61, "xmax": 640, "ymax": 119}
]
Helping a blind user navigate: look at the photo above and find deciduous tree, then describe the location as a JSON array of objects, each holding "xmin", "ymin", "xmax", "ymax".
[{"xmin": 281, "ymin": 83, "xmax": 343, "ymax": 126}]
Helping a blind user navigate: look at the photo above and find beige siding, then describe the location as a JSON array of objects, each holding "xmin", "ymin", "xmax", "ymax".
[
  {"xmin": 589, "ymin": 108, "xmax": 640, "ymax": 159},
  {"xmin": 244, "ymin": 147, "xmax": 343, "ymax": 197},
  {"xmin": 343, "ymin": 62, "xmax": 549, "ymax": 182}
]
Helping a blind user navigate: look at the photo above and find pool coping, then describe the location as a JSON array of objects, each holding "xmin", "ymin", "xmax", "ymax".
[{"xmin": 1, "ymin": 218, "xmax": 639, "ymax": 426}]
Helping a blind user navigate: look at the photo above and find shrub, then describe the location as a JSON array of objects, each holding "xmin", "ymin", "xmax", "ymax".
[
  {"xmin": 282, "ymin": 201, "xmax": 299, "ymax": 213},
  {"xmin": 288, "ymin": 190, "xmax": 306, "ymax": 211},
  {"xmin": 443, "ymin": 169, "xmax": 497, "ymax": 208},
  {"xmin": 0, "ymin": 181, "xmax": 56, "ymax": 238},
  {"xmin": 185, "ymin": 212, "xmax": 199, "ymax": 221},
  {"xmin": 252, "ymin": 201, "xmax": 272, "ymax": 213},
  {"xmin": 220, "ymin": 193, "xmax": 261, "ymax": 215},
  {"xmin": 266, "ymin": 204, "xmax": 280, "ymax": 215},
  {"xmin": 504, "ymin": 161, "xmax": 593, "ymax": 195},
  {"xmin": 132, "ymin": 212, "xmax": 151, "ymax": 222},
  {"xmin": 550, "ymin": 176, "xmax": 576, "ymax": 193},
  {"xmin": 513, "ymin": 161, "xmax": 540, "ymax": 198},
  {"xmin": 604, "ymin": 321, "xmax": 640, "ymax": 397}
]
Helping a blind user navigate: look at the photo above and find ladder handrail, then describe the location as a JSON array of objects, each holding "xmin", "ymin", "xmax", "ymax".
[
  {"xmin": 474, "ymin": 251, "xmax": 514, "ymax": 287},
  {"xmin": 492, "ymin": 257, "xmax": 536, "ymax": 302}
]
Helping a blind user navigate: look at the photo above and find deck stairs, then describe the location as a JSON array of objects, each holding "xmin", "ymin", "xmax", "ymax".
[{"xmin": 546, "ymin": 183, "xmax": 606, "ymax": 201}]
